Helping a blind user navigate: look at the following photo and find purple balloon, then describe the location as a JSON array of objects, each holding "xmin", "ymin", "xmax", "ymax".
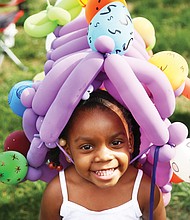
[
  {"xmin": 21, "ymin": 87, "xmax": 36, "ymax": 108},
  {"xmin": 22, "ymin": 108, "xmax": 38, "ymax": 142},
  {"xmin": 58, "ymin": 15, "xmax": 88, "ymax": 36},
  {"xmin": 40, "ymin": 52, "xmax": 104, "ymax": 143},
  {"xmin": 32, "ymin": 51, "xmax": 89, "ymax": 116},
  {"xmin": 104, "ymin": 54, "xmax": 169, "ymax": 145},
  {"xmin": 52, "ymin": 27, "xmax": 88, "ymax": 49},
  {"xmin": 26, "ymin": 166, "xmax": 42, "ymax": 181},
  {"xmin": 168, "ymin": 122, "xmax": 188, "ymax": 145},
  {"xmin": 27, "ymin": 137, "xmax": 48, "ymax": 168},
  {"xmin": 123, "ymin": 56, "xmax": 175, "ymax": 118}
]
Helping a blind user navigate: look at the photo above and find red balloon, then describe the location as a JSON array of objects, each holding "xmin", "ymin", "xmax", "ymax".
[{"xmin": 4, "ymin": 130, "xmax": 30, "ymax": 157}]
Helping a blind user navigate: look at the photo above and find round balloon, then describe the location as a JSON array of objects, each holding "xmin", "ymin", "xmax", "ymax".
[
  {"xmin": 0, "ymin": 151, "xmax": 28, "ymax": 184},
  {"xmin": 85, "ymin": 0, "xmax": 127, "ymax": 23},
  {"xmin": 170, "ymin": 138, "xmax": 190, "ymax": 183},
  {"xmin": 87, "ymin": 2, "xmax": 134, "ymax": 55},
  {"xmin": 4, "ymin": 130, "xmax": 30, "ymax": 157},
  {"xmin": 133, "ymin": 17, "xmax": 156, "ymax": 51},
  {"xmin": 149, "ymin": 51, "xmax": 188, "ymax": 90},
  {"xmin": 8, "ymin": 80, "xmax": 33, "ymax": 117}
]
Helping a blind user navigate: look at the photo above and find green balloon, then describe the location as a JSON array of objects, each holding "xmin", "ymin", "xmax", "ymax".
[
  {"xmin": 0, "ymin": 151, "xmax": 28, "ymax": 185},
  {"xmin": 24, "ymin": 0, "xmax": 82, "ymax": 38},
  {"xmin": 24, "ymin": 11, "xmax": 57, "ymax": 38}
]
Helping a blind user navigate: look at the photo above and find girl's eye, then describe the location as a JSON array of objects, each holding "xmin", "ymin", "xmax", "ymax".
[
  {"xmin": 111, "ymin": 140, "xmax": 123, "ymax": 147},
  {"xmin": 80, "ymin": 145, "xmax": 93, "ymax": 151}
]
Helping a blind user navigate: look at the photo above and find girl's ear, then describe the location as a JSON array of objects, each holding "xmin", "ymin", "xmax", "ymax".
[
  {"xmin": 128, "ymin": 132, "xmax": 134, "ymax": 154},
  {"xmin": 59, "ymin": 138, "xmax": 72, "ymax": 163}
]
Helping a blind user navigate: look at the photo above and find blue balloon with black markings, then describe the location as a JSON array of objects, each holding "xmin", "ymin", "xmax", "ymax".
[
  {"xmin": 8, "ymin": 80, "xmax": 33, "ymax": 117},
  {"xmin": 87, "ymin": 2, "xmax": 134, "ymax": 55}
]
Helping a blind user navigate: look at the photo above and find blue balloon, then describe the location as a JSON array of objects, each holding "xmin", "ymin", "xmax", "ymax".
[
  {"xmin": 87, "ymin": 2, "xmax": 134, "ymax": 55},
  {"xmin": 8, "ymin": 81, "xmax": 33, "ymax": 117}
]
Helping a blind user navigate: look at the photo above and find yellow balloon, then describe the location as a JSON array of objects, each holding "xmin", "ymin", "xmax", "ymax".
[
  {"xmin": 33, "ymin": 72, "xmax": 45, "ymax": 82},
  {"xmin": 77, "ymin": 0, "xmax": 88, "ymax": 7},
  {"xmin": 133, "ymin": 17, "xmax": 156, "ymax": 51},
  {"xmin": 149, "ymin": 51, "xmax": 189, "ymax": 90}
]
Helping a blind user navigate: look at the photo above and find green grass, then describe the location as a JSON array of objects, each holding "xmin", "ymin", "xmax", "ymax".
[{"xmin": 0, "ymin": 0, "xmax": 190, "ymax": 219}]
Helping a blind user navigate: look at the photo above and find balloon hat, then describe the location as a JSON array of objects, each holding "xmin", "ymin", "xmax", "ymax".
[{"xmin": 1, "ymin": 3, "xmax": 190, "ymax": 214}]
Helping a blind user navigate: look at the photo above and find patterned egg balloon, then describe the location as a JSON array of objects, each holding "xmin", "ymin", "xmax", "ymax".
[
  {"xmin": 87, "ymin": 2, "xmax": 134, "ymax": 55},
  {"xmin": 0, "ymin": 151, "xmax": 28, "ymax": 185}
]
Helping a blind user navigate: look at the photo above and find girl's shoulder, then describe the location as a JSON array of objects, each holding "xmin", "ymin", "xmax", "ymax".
[
  {"xmin": 40, "ymin": 175, "xmax": 63, "ymax": 219},
  {"xmin": 44, "ymin": 174, "xmax": 63, "ymax": 201}
]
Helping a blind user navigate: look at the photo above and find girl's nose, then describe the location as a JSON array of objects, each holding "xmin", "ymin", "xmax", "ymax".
[{"xmin": 94, "ymin": 146, "xmax": 114, "ymax": 162}]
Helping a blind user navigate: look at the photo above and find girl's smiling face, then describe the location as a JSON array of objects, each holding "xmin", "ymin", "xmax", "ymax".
[{"xmin": 61, "ymin": 106, "xmax": 134, "ymax": 188}]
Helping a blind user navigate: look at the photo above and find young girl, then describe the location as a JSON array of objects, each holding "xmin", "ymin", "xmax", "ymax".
[{"xmin": 39, "ymin": 90, "xmax": 166, "ymax": 220}]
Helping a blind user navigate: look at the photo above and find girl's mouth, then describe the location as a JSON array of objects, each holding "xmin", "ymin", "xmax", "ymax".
[{"xmin": 94, "ymin": 168, "xmax": 115, "ymax": 177}]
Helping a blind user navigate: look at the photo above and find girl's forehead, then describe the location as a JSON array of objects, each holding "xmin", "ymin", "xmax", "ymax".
[{"xmin": 70, "ymin": 106, "xmax": 130, "ymax": 133}]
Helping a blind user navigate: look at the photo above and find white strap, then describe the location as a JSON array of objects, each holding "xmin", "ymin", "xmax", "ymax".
[
  {"xmin": 59, "ymin": 170, "xmax": 68, "ymax": 201},
  {"xmin": 132, "ymin": 169, "xmax": 143, "ymax": 201}
]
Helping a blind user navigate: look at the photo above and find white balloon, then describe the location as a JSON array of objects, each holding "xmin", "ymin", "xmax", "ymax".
[{"xmin": 170, "ymin": 138, "xmax": 190, "ymax": 183}]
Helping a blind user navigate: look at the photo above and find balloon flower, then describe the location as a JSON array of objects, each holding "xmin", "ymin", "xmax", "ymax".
[{"xmin": 24, "ymin": 0, "xmax": 82, "ymax": 37}]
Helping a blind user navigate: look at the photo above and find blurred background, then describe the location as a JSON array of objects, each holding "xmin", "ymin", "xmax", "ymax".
[{"xmin": 0, "ymin": 0, "xmax": 190, "ymax": 219}]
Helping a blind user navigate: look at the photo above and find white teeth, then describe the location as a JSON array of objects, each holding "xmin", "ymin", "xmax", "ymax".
[{"xmin": 95, "ymin": 169, "xmax": 115, "ymax": 176}]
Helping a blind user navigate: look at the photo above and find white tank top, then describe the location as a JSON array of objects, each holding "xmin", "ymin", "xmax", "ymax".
[{"xmin": 59, "ymin": 169, "xmax": 143, "ymax": 219}]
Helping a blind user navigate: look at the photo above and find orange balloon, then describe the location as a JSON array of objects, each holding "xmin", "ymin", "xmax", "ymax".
[
  {"xmin": 170, "ymin": 172, "xmax": 184, "ymax": 184},
  {"xmin": 182, "ymin": 77, "xmax": 190, "ymax": 99},
  {"xmin": 85, "ymin": 0, "xmax": 127, "ymax": 23}
]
